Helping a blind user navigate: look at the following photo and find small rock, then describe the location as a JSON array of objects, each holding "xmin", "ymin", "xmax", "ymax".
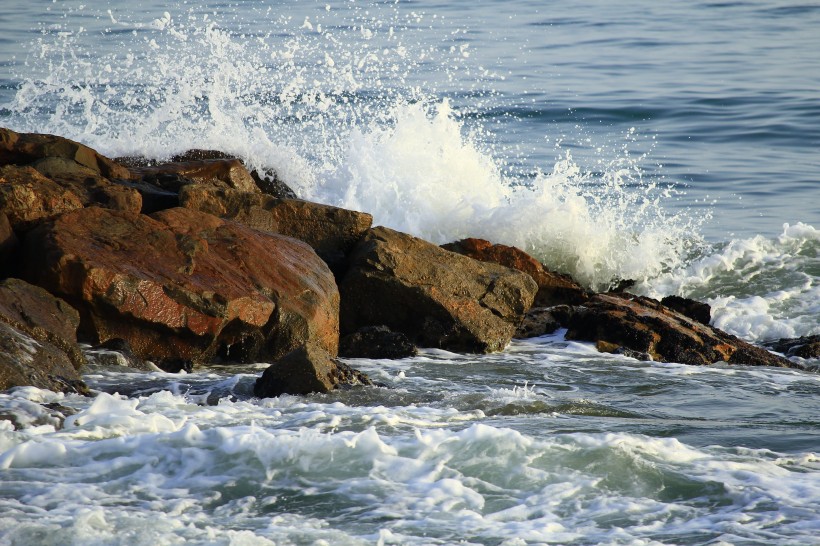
[{"xmin": 254, "ymin": 344, "xmax": 372, "ymax": 398}]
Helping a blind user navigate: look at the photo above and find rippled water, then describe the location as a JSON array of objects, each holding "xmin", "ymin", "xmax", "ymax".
[{"xmin": 1, "ymin": 1, "xmax": 819, "ymax": 544}]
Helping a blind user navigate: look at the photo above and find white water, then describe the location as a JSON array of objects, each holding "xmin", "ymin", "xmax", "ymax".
[{"xmin": 5, "ymin": 4, "xmax": 704, "ymax": 292}]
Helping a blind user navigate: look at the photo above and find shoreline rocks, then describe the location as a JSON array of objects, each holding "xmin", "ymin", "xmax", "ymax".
[{"xmin": 0, "ymin": 127, "xmax": 811, "ymax": 399}]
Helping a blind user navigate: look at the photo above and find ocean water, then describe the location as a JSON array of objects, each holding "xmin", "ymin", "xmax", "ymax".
[{"xmin": 1, "ymin": 1, "xmax": 819, "ymax": 544}]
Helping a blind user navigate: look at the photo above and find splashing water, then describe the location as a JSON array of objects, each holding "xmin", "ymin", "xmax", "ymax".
[{"xmin": 3, "ymin": 2, "xmax": 705, "ymax": 291}]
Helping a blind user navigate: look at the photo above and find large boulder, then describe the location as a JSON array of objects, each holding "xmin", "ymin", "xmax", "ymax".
[
  {"xmin": 442, "ymin": 238, "xmax": 590, "ymax": 307},
  {"xmin": 21, "ymin": 206, "xmax": 339, "ymax": 369},
  {"xmin": 180, "ymin": 185, "xmax": 372, "ymax": 271},
  {"xmin": 254, "ymin": 344, "xmax": 372, "ymax": 398},
  {"xmin": 340, "ymin": 227, "xmax": 538, "ymax": 353},
  {"xmin": 0, "ymin": 278, "xmax": 87, "ymax": 393},
  {"xmin": 0, "ymin": 212, "xmax": 18, "ymax": 272},
  {"xmin": 0, "ymin": 165, "xmax": 84, "ymax": 230},
  {"xmin": 560, "ymin": 293, "xmax": 796, "ymax": 368}
]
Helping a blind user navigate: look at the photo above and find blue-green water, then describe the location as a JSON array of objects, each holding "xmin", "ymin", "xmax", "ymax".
[{"xmin": 1, "ymin": 1, "xmax": 818, "ymax": 544}]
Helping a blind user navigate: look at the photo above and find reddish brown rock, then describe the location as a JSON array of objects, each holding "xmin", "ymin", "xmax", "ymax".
[
  {"xmin": 254, "ymin": 344, "xmax": 372, "ymax": 398},
  {"xmin": 340, "ymin": 227, "xmax": 538, "ymax": 353},
  {"xmin": 0, "ymin": 127, "xmax": 131, "ymax": 180},
  {"xmin": 560, "ymin": 293, "xmax": 796, "ymax": 368},
  {"xmin": 0, "ymin": 278, "xmax": 87, "ymax": 393},
  {"xmin": 180, "ymin": 185, "xmax": 372, "ymax": 270},
  {"xmin": 515, "ymin": 307, "xmax": 563, "ymax": 339},
  {"xmin": 22, "ymin": 206, "xmax": 339, "ymax": 368},
  {"xmin": 130, "ymin": 158, "xmax": 259, "ymax": 194},
  {"xmin": 442, "ymin": 238, "xmax": 590, "ymax": 307},
  {"xmin": 0, "ymin": 165, "xmax": 84, "ymax": 230}
]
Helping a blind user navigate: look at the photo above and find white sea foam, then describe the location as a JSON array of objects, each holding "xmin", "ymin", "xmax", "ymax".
[
  {"xmin": 1, "ymin": 386, "xmax": 818, "ymax": 545},
  {"xmin": 5, "ymin": 4, "xmax": 703, "ymax": 291},
  {"xmin": 641, "ymin": 222, "xmax": 820, "ymax": 342}
]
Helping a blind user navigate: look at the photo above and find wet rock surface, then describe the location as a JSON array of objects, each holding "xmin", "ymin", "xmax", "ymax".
[
  {"xmin": 340, "ymin": 227, "xmax": 538, "ymax": 353},
  {"xmin": 767, "ymin": 335, "xmax": 820, "ymax": 359}
]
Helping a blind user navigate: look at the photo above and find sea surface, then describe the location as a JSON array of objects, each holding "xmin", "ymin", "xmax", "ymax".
[{"xmin": 1, "ymin": 1, "xmax": 819, "ymax": 544}]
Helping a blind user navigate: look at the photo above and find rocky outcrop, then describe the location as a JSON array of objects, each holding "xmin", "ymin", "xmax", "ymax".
[
  {"xmin": 21, "ymin": 206, "xmax": 340, "ymax": 369},
  {"xmin": 339, "ymin": 325, "xmax": 418, "ymax": 359},
  {"xmin": 180, "ymin": 185, "xmax": 372, "ymax": 272},
  {"xmin": 254, "ymin": 344, "xmax": 372, "ymax": 397},
  {"xmin": 767, "ymin": 335, "xmax": 820, "ymax": 359},
  {"xmin": 340, "ymin": 227, "xmax": 538, "ymax": 353},
  {"xmin": 0, "ymin": 278, "xmax": 88, "ymax": 393},
  {"xmin": 442, "ymin": 238, "xmax": 590, "ymax": 307},
  {"xmin": 558, "ymin": 293, "xmax": 795, "ymax": 367}
]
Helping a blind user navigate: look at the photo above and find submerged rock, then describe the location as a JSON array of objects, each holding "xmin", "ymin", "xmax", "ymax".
[
  {"xmin": 339, "ymin": 325, "xmax": 418, "ymax": 359},
  {"xmin": 442, "ymin": 238, "xmax": 590, "ymax": 307},
  {"xmin": 767, "ymin": 335, "xmax": 820, "ymax": 359},
  {"xmin": 559, "ymin": 293, "xmax": 796, "ymax": 368},
  {"xmin": 340, "ymin": 227, "xmax": 538, "ymax": 353},
  {"xmin": 254, "ymin": 344, "xmax": 372, "ymax": 397},
  {"xmin": 0, "ymin": 278, "xmax": 88, "ymax": 393},
  {"xmin": 22, "ymin": 206, "xmax": 339, "ymax": 368}
]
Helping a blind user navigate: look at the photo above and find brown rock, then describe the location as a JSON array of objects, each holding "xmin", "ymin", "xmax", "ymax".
[
  {"xmin": 22, "ymin": 206, "xmax": 339, "ymax": 368},
  {"xmin": 31, "ymin": 157, "xmax": 141, "ymax": 215},
  {"xmin": 179, "ymin": 186, "xmax": 372, "ymax": 271},
  {"xmin": 340, "ymin": 227, "xmax": 538, "ymax": 353},
  {"xmin": 0, "ymin": 127, "xmax": 131, "ymax": 180},
  {"xmin": 130, "ymin": 158, "xmax": 259, "ymax": 194},
  {"xmin": 561, "ymin": 293, "xmax": 796, "ymax": 367},
  {"xmin": 254, "ymin": 344, "xmax": 372, "ymax": 398},
  {"xmin": 442, "ymin": 238, "xmax": 590, "ymax": 307},
  {"xmin": 0, "ymin": 165, "xmax": 84, "ymax": 230},
  {"xmin": 0, "ymin": 278, "xmax": 87, "ymax": 393}
]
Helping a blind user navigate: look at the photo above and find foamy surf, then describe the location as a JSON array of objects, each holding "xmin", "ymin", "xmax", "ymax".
[{"xmin": 5, "ymin": 4, "xmax": 704, "ymax": 291}]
